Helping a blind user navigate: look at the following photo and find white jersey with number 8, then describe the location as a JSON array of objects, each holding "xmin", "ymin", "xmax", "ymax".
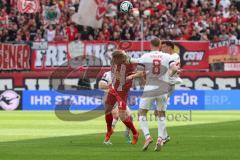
[
  {"xmin": 137, "ymin": 51, "xmax": 174, "ymax": 85},
  {"xmin": 136, "ymin": 51, "xmax": 175, "ymax": 111}
]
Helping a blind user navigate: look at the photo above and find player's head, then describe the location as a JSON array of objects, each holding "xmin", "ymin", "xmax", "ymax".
[
  {"xmin": 161, "ymin": 41, "xmax": 174, "ymax": 54},
  {"xmin": 161, "ymin": 41, "xmax": 168, "ymax": 53},
  {"xmin": 150, "ymin": 37, "xmax": 161, "ymax": 51},
  {"xmin": 111, "ymin": 50, "xmax": 128, "ymax": 65}
]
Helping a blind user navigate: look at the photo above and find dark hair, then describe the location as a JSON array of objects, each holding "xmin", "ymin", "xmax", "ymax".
[{"xmin": 162, "ymin": 41, "xmax": 174, "ymax": 49}]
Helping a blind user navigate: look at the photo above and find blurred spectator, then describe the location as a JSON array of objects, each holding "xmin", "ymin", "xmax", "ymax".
[
  {"xmin": 189, "ymin": 30, "xmax": 201, "ymax": 40},
  {"xmin": 54, "ymin": 25, "xmax": 66, "ymax": 41},
  {"xmin": 65, "ymin": 23, "xmax": 79, "ymax": 41},
  {"xmin": 80, "ymin": 26, "xmax": 93, "ymax": 40},
  {"xmin": 34, "ymin": 30, "xmax": 45, "ymax": 41},
  {"xmin": 44, "ymin": 24, "xmax": 56, "ymax": 41},
  {"xmin": 219, "ymin": 0, "xmax": 231, "ymax": 9},
  {"xmin": 0, "ymin": 0, "xmax": 239, "ymax": 42}
]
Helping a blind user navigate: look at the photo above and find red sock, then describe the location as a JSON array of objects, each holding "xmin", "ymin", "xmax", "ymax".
[
  {"xmin": 105, "ymin": 113, "xmax": 113, "ymax": 132},
  {"xmin": 123, "ymin": 116, "xmax": 137, "ymax": 135}
]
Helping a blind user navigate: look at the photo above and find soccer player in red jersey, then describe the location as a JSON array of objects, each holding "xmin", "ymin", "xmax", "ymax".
[
  {"xmin": 99, "ymin": 70, "xmax": 132, "ymax": 144},
  {"xmin": 104, "ymin": 50, "xmax": 139, "ymax": 145}
]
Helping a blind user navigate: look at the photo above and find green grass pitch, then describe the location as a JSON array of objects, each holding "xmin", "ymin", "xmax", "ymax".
[{"xmin": 0, "ymin": 111, "xmax": 240, "ymax": 160}]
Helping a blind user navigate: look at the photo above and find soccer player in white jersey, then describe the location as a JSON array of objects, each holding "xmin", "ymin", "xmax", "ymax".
[
  {"xmin": 127, "ymin": 38, "xmax": 178, "ymax": 151},
  {"xmin": 98, "ymin": 71, "xmax": 132, "ymax": 144},
  {"xmin": 161, "ymin": 41, "xmax": 182, "ymax": 90},
  {"xmin": 154, "ymin": 41, "xmax": 182, "ymax": 145}
]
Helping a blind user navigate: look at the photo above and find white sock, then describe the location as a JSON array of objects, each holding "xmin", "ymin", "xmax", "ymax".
[
  {"xmin": 112, "ymin": 118, "xmax": 118, "ymax": 129},
  {"xmin": 163, "ymin": 127, "xmax": 168, "ymax": 140},
  {"xmin": 157, "ymin": 116, "xmax": 166, "ymax": 140},
  {"xmin": 139, "ymin": 115, "xmax": 150, "ymax": 140}
]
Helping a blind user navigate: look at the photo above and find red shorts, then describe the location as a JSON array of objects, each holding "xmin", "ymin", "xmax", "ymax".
[{"xmin": 105, "ymin": 88, "xmax": 129, "ymax": 110}]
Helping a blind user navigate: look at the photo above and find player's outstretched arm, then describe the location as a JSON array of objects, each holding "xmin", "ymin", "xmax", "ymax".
[
  {"xmin": 126, "ymin": 71, "xmax": 145, "ymax": 81},
  {"xmin": 128, "ymin": 58, "xmax": 139, "ymax": 64}
]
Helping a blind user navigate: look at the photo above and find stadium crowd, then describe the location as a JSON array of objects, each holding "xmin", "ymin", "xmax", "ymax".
[{"xmin": 0, "ymin": 0, "xmax": 240, "ymax": 42}]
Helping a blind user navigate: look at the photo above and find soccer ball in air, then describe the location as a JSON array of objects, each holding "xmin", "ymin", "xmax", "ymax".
[{"xmin": 120, "ymin": 1, "xmax": 133, "ymax": 13}]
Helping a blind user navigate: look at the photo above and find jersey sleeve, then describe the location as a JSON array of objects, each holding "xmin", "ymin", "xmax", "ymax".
[
  {"xmin": 130, "ymin": 57, "xmax": 141, "ymax": 64},
  {"xmin": 137, "ymin": 54, "xmax": 146, "ymax": 64},
  {"xmin": 101, "ymin": 71, "xmax": 112, "ymax": 84},
  {"xmin": 160, "ymin": 53, "xmax": 174, "ymax": 69},
  {"xmin": 168, "ymin": 55, "xmax": 177, "ymax": 67},
  {"xmin": 135, "ymin": 55, "xmax": 146, "ymax": 71},
  {"xmin": 172, "ymin": 53, "xmax": 180, "ymax": 61}
]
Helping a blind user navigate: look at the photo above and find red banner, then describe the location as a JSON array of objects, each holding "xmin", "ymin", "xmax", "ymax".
[
  {"xmin": 176, "ymin": 41, "xmax": 209, "ymax": 70},
  {"xmin": 0, "ymin": 70, "xmax": 239, "ymax": 91},
  {"xmin": 0, "ymin": 40, "xmax": 219, "ymax": 91},
  {"xmin": 0, "ymin": 43, "xmax": 31, "ymax": 71},
  {"xmin": 31, "ymin": 41, "xmax": 209, "ymax": 71},
  {"xmin": 179, "ymin": 71, "xmax": 240, "ymax": 90},
  {"xmin": 210, "ymin": 44, "xmax": 240, "ymax": 56},
  {"xmin": 83, "ymin": 41, "xmax": 210, "ymax": 70},
  {"xmin": 209, "ymin": 42, "xmax": 240, "ymax": 64}
]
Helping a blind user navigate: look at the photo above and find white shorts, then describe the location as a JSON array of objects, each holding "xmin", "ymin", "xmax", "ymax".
[{"xmin": 139, "ymin": 94, "xmax": 168, "ymax": 111}]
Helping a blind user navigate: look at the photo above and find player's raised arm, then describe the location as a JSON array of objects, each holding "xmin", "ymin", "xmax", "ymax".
[
  {"xmin": 127, "ymin": 56, "xmax": 146, "ymax": 82},
  {"xmin": 98, "ymin": 71, "xmax": 112, "ymax": 92},
  {"xmin": 128, "ymin": 57, "xmax": 140, "ymax": 64}
]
